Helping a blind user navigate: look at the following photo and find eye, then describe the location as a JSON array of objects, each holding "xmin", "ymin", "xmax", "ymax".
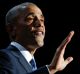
[
  {"xmin": 26, "ymin": 17, "xmax": 33, "ymax": 22},
  {"xmin": 40, "ymin": 19, "xmax": 44, "ymax": 22},
  {"xmin": 41, "ymin": 19, "xmax": 44, "ymax": 22},
  {"xmin": 25, "ymin": 17, "xmax": 34, "ymax": 23},
  {"xmin": 25, "ymin": 15, "xmax": 34, "ymax": 24}
]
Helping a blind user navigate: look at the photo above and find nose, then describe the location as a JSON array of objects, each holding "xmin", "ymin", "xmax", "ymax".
[{"xmin": 33, "ymin": 17, "xmax": 44, "ymax": 27}]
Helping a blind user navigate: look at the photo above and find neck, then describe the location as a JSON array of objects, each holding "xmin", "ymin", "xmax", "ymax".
[
  {"xmin": 15, "ymin": 40, "xmax": 38, "ymax": 55},
  {"xmin": 26, "ymin": 45, "xmax": 37, "ymax": 55}
]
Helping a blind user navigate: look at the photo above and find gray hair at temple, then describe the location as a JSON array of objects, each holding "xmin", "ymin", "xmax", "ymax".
[{"xmin": 5, "ymin": 2, "xmax": 37, "ymax": 25}]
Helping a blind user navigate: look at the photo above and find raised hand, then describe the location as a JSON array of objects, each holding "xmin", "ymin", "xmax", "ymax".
[{"xmin": 48, "ymin": 31, "xmax": 74, "ymax": 74}]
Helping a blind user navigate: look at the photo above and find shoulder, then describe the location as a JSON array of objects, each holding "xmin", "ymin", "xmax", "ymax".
[
  {"xmin": 0, "ymin": 45, "xmax": 18, "ymax": 61},
  {"xmin": 0, "ymin": 47, "xmax": 11, "ymax": 62},
  {"xmin": 0, "ymin": 45, "xmax": 20, "ymax": 66}
]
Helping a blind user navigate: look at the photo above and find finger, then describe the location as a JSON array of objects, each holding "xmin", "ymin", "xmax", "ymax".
[
  {"xmin": 64, "ymin": 57, "xmax": 73, "ymax": 67},
  {"xmin": 56, "ymin": 31, "xmax": 74, "ymax": 55},
  {"xmin": 59, "ymin": 31, "xmax": 74, "ymax": 49},
  {"xmin": 61, "ymin": 31, "xmax": 74, "ymax": 56}
]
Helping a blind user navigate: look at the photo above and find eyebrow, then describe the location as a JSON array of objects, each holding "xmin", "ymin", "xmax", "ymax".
[
  {"xmin": 26, "ymin": 13, "xmax": 35, "ymax": 17},
  {"xmin": 26, "ymin": 12, "xmax": 44, "ymax": 19}
]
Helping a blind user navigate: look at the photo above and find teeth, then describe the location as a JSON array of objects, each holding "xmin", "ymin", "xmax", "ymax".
[
  {"xmin": 37, "ymin": 32, "xmax": 42, "ymax": 34},
  {"xmin": 35, "ymin": 32, "xmax": 43, "ymax": 35}
]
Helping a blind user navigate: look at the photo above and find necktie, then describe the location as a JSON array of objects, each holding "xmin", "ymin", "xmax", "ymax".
[{"xmin": 30, "ymin": 59, "xmax": 37, "ymax": 70}]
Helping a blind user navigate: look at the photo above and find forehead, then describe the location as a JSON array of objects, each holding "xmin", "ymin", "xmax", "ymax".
[{"xmin": 22, "ymin": 5, "xmax": 44, "ymax": 17}]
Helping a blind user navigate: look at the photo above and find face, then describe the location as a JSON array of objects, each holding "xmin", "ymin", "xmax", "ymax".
[{"xmin": 13, "ymin": 5, "xmax": 45, "ymax": 48}]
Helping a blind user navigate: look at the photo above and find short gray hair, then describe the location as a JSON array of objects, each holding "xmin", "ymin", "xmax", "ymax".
[{"xmin": 5, "ymin": 2, "xmax": 37, "ymax": 25}]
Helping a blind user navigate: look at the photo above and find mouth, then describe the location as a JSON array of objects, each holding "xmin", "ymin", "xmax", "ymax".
[
  {"xmin": 33, "ymin": 30, "xmax": 45, "ymax": 36},
  {"xmin": 34, "ymin": 31, "xmax": 44, "ymax": 35}
]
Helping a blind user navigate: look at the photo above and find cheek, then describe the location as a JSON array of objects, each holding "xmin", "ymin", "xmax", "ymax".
[{"xmin": 21, "ymin": 27, "xmax": 32, "ymax": 36}]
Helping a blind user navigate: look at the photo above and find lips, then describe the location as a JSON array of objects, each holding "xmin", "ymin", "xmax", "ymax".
[
  {"xmin": 35, "ymin": 31, "xmax": 43, "ymax": 35},
  {"xmin": 33, "ymin": 30, "xmax": 44, "ymax": 36}
]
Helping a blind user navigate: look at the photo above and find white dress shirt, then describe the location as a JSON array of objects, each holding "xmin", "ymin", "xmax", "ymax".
[{"xmin": 10, "ymin": 41, "xmax": 37, "ymax": 70}]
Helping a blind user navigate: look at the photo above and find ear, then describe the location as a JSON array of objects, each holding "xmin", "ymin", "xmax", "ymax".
[{"xmin": 6, "ymin": 23, "xmax": 17, "ymax": 37}]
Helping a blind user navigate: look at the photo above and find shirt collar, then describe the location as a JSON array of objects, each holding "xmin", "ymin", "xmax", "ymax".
[{"xmin": 10, "ymin": 41, "xmax": 33, "ymax": 63}]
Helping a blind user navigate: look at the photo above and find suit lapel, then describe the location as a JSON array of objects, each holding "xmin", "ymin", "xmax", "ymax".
[
  {"xmin": 7, "ymin": 45, "xmax": 32, "ymax": 73},
  {"xmin": 18, "ymin": 55, "xmax": 32, "ymax": 72}
]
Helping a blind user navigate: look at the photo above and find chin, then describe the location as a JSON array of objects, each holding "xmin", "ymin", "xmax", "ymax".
[
  {"xmin": 37, "ymin": 41, "xmax": 44, "ymax": 47},
  {"xmin": 35, "ymin": 37, "xmax": 44, "ymax": 47}
]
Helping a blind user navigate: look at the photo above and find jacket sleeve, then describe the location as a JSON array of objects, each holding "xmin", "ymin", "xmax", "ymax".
[{"xmin": 28, "ymin": 66, "xmax": 49, "ymax": 74}]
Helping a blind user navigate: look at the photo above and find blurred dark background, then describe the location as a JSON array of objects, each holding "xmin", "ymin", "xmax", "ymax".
[{"xmin": 0, "ymin": 0, "xmax": 80, "ymax": 73}]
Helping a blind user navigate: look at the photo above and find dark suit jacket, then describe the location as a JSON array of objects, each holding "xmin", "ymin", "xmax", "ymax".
[{"xmin": 0, "ymin": 45, "xmax": 49, "ymax": 74}]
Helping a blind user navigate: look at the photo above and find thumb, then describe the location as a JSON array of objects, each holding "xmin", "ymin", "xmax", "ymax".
[{"xmin": 65, "ymin": 57, "xmax": 73, "ymax": 66}]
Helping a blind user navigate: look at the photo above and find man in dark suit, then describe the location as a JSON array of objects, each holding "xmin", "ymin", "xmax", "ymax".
[{"xmin": 0, "ymin": 2, "xmax": 74, "ymax": 74}]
